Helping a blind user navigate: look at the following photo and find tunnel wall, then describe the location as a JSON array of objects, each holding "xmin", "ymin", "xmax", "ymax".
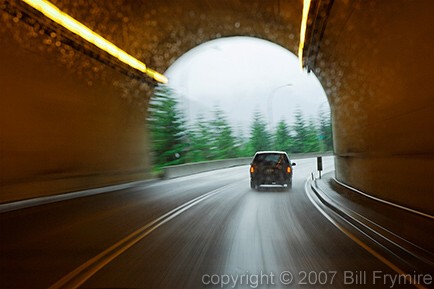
[
  {"xmin": 0, "ymin": 27, "xmax": 152, "ymax": 203},
  {"xmin": 0, "ymin": 0, "xmax": 303, "ymax": 204},
  {"xmin": 1, "ymin": 0, "xmax": 432, "ymax": 214},
  {"xmin": 313, "ymin": 0, "xmax": 434, "ymax": 214}
]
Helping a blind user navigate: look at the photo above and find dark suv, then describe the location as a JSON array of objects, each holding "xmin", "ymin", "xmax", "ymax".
[{"xmin": 250, "ymin": 151, "xmax": 296, "ymax": 190}]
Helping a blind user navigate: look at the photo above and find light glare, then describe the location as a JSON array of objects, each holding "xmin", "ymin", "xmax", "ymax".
[
  {"xmin": 298, "ymin": 0, "xmax": 312, "ymax": 68},
  {"xmin": 146, "ymin": 68, "xmax": 169, "ymax": 84},
  {"xmin": 21, "ymin": 0, "xmax": 167, "ymax": 83}
]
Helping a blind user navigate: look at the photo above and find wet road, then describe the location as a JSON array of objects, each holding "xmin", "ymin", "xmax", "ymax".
[{"xmin": 0, "ymin": 157, "xmax": 417, "ymax": 288}]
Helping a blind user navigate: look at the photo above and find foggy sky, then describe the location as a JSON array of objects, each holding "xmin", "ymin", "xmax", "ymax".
[{"xmin": 165, "ymin": 37, "xmax": 329, "ymax": 135}]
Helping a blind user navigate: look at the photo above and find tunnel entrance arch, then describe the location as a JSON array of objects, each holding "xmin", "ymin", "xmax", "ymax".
[
  {"xmin": 147, "ymin": 36, "xmax": 331, "ymax": 169},
  {"xmin": 0, "ymin": 0, "xmax": 304, "ymax": 203}
]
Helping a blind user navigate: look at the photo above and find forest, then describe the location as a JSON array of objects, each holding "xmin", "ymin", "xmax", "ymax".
[{"xmin": 148, "ymin": 85, "xmax": 333, "ymax": 171}]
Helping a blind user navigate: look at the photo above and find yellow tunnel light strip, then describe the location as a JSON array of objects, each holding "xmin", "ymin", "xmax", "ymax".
[
  {"xmin": 298, "ymin": 0, "xmax": 312, "ymax": 69},
  {"xmin": 21, "ymin": 0, "xmax": 168, "ymax": 83},
  {"xmin": 146, "ymin": 68, "xmax": 169, "ymax": 84}
]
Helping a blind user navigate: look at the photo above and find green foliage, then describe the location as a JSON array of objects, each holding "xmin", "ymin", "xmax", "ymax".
[
  {"xmin": 209, "ymin": 108, "xmax": 239, "ymax": 159},
  {"xmin": 249, "ymin": 111, "xmax": 271, "ymax": 152},
  {"xmin": 148, "ymin": 87, "xmax": 333, "ymax": 169},
  {"xmin": 304, "ymin": 119, "xmax": 322, "ymax": 152},
  {"xmin": 274, "ymin": 120, "xmax": 292, "ymax": 152},
  {"xmin": 318, "ymin": 107, "xmax": 334, "ymax": 151},
  {"xmin": 147, "ymin": 85, "xmax": 187, "ymax": 169},
  {"xmin": 291, "ymin": 109, "xmax": 307, "ymax": 153},
  {"xmin": 185, "ymin": 114, "xmax": 213, "ymax": 162},
  {"xmin": 184, "ymin": 110, "xmax": 239, "ymax": 163}
]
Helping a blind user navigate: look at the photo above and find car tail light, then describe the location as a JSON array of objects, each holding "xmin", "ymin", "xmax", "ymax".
[
  {"xmin": 250, "ymin": 166, "xmax": 255, "ymax": 173},
  {"xmin": 286, "ymin": 166, "xmax": 291, "ymax": 173}
]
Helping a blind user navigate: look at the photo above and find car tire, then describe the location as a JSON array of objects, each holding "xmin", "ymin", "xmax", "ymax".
[
  {"xmin": 250, "ymin": 180, "xmax": 256, "ymax": 190},
  {"xmin": 285, "ymin": 180, "xmax": 292, "ymax": 191}
]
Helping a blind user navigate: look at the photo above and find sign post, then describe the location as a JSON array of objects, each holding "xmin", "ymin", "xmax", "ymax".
[{"xmin": 317, "ymin": 156, "xmax": 323, "ymax": 179}]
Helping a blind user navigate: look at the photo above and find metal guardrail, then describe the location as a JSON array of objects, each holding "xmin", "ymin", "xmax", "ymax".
[{"xmin": 163, "ymin": 151, "xmax": 334, "ymax": 179}]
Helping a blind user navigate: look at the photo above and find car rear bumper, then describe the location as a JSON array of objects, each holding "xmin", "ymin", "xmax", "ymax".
[{"xmin": 250, "ymin": 174, "xmax": 292, "ymax": 185}]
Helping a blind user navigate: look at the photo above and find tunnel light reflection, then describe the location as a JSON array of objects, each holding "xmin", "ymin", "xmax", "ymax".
[
  {"xmin": 298, "ymin": 0, "xmax": 312, "ymax": 68},
  {"xmin": 21, "ymin": 0, "xmax": 168, "ymax": 83}
]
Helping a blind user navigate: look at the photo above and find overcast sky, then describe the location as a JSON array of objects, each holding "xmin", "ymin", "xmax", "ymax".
[{"xmin": 165, "ymin": 36, "xmax": 329, "ymax": 135}]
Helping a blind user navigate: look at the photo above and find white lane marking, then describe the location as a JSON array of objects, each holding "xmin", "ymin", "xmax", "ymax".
[
  {"xmin": 305, "ymin": 179, "xmax": 428, "ymax": 289},
  {"xmin": 0, "ymin": 166, "xmax": 247, "ymax": 213},
  {"xmin": 49, "ymin": 182, "xmax": 239, "ymax": 289}
]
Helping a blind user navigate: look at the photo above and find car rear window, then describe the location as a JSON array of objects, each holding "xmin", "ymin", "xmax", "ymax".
[{"xmin": 253, "ymin": 153, "xmax": 289, "ymax": 165}]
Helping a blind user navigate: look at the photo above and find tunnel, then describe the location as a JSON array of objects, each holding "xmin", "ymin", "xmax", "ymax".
[{"xmin": 0, "ymin": 0, "xmax": 433, "ymax": 215}]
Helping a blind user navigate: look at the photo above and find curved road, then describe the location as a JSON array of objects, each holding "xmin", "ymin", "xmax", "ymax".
[{"xmin": 0, "ymin": 157, "xmax": 418, "ymax": 288}]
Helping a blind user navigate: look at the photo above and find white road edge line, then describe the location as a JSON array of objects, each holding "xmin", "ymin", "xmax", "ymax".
[
  {"xmin": 48, "ymin": 182, "xmax": 239, "ymax": 289},
  {"xmin": 304, "ymin": 178, "xmax": 428, "ymax": 289}
]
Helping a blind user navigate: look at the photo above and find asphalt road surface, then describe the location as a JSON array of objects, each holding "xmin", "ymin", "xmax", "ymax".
[{"xmin": 0, "ymin": 157, "xmax": 420, "ymax": 288}]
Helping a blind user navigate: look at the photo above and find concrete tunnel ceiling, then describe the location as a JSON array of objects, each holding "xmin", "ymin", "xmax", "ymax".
[
  {"xmin": 1, "ymin": 0, "xmax": 303, "ymax": 106},
  {"xmin": 1, "ymin": 0, "xmax": 433, "ymax": 214},
  {"xmin": 43, "ymin": 0, "xmax": 303, "ymax": 80}
]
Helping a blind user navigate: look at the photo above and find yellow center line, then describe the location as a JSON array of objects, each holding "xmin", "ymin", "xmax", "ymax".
[{"xmin": 48, "ymin": 183, "xmax": 238, "ymax": 289}]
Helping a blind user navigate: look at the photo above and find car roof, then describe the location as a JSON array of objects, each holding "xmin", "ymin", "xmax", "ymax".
[
  {"xmin": 254, "ymin": 151, "xmax": 288, "ymax": 155},
  {"xmin": 253, "ymin": 151, "xmax": 290, "ymax": 159}
]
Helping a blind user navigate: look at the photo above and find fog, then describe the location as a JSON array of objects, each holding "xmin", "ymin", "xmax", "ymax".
[{"xmin": 165, "ymin": 36, "xmax": 329, "ymax": 133}]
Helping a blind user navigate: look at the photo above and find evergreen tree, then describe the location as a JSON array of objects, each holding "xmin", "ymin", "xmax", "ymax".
[
  {"xmin": 304, "ymin": 119, "xmax": 322, "ymax": 152},
  {"xmin": 292, "ymin": 108, "xmax": 307, "ymax": 153},
  {"xmin": 249, "ymin": 111, "xmax": 271, "ymax": 152},
  {"xmin": 318, "ymin": 107, "xmax": 334, "ymax": 151},
  {"xmin": 147, "ymin": 85, "xmax": 186, "ymax": 169},
  {"xmin": 209, "ymin": 108, "xmax": 238, "ymax": 159},
  {"xmin": 187, "ymin": 114, "xmax": 213, "ymax": 162},
  {"xmin": 148, "ymin": 92, "xmax": 334, "ymax": 170},
  {"xmin": 234, "ymin": 126, "xmax": 253, "ymax": 157},
  {"xmin": 274, "ymin": 119, "xmax": 292, "ymax": 152}
]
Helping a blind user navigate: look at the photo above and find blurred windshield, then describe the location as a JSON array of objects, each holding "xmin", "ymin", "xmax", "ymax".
[{"xmin": 253, "ymin": 153, "xmax": 288, "ymax": 166}]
